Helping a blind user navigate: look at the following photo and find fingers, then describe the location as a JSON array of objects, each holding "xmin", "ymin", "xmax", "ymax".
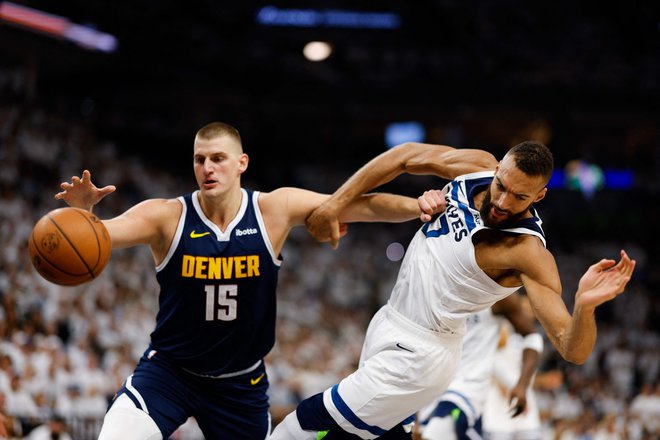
[
  {"xmin": 591, "ymin": 258, "xmax": 616, "ymax": 272},
  {"xmin": 330, "ymin": 220, "xmax": 342, "ymax": 249},
  {"xmin": 99, "ymin": 185, "xmax": 117, "ymax": 197},
  {"xmin": 417, "ymin": 189, "xmax": 446, "ymax": 221},
  {"xmin": 419, "ymin": 212, "xmax": 432, "ymax": 222}
]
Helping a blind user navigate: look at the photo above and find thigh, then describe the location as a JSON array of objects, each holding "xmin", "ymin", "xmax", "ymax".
[
  {"xmin": 324, "ymin": 319, "xmax": 461, "ymax": 438},
  {"xmin": 111, "ymin": 357, "xmax": 193, "ymax": 438},
  {"xmin": 98, "ymin": 394, "xmax": 163, "ymax": 440},
  {"xmin": 194, "ymin": 362, "xmax": 271, "ymax": 440}
]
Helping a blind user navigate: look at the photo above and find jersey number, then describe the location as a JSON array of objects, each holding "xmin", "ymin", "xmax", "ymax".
[{"xmin": 205, "ymin": 285, "xmax": 238, "ymax": 321}]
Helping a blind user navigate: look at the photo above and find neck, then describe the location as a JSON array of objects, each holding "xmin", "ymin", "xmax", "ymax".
[{"xmin": 197, "ymin": 187, "xmax": 243, "ymax": 231}]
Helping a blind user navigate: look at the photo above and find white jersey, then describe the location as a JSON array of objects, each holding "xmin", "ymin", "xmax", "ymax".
[
  {"xmin": 483, "ymin": 332, "xmax": 542, "ymax": 440},
  {"xmin": 389, "ymin": 171, "xmax": 545, "ymax": 335}
]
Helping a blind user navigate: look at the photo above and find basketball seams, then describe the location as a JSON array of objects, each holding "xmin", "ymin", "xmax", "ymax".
[
  {"xmin": 48, "ymin": 209, "xmax": 99, "ymax": 279},
  {"xmin": 29, "ymin": 230, "xmax": 87, "ymax": 285},
  {"xmin": 29, "ymin": 207, "xmax": 111, "ymax": 286}
]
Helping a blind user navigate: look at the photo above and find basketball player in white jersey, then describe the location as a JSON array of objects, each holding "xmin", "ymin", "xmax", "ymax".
[
  {"xmin": 482, "ymin": 297, "xmax": 552, "ymax": 440},
  {"xmin": 415, "ymin": 292, "xmax": 542, "ymax": 440},
  {"xmin": 270, "ymin": 140, "xmax": 635, "ymax": 439}
]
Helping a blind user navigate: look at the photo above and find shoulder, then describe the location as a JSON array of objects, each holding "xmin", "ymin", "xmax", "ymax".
[{"xmin": 506, "ymin": 235, "xmax": 559, "ymax": 288}]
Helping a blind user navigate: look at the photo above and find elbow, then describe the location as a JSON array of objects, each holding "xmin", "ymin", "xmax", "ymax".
[
  {"xmin": 561, "ymin": 351, "xmax": 589, "ymax": 365},
  {"xmin": 474, "ymin": 151, "xmax": 498, "ymax": 170}
]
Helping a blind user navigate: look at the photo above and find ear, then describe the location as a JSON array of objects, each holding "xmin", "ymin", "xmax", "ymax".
[
  {"xmin": 238, "ymin": 153, "xmax": 249, "ymax": 174},
  {"xmin": 534, "ymin": 187, "xmax": 547, "ymax": 203}
]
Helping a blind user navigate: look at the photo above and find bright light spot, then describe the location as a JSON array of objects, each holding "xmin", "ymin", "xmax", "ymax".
[
  {"xmin": 303, "ymin": 41, "xmax": 333, "ymax": 61},
  {"xmin": 386, "ymin": 242, "xmax": 405, "ymax": 262}
]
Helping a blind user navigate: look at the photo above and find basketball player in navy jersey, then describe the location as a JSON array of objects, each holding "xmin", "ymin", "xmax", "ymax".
[
  {"xmin": 54, "ymin": 122, "xmax": 426, "ymax": 440},
  {"xmin": 270, "ymin": 141, "xmax": 636, "ymax": 439}
]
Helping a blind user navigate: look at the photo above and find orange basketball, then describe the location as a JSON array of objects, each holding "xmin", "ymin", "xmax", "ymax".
[{"xmin": 28, "ymin": 207, "xmax": 111, "ymax": 286}]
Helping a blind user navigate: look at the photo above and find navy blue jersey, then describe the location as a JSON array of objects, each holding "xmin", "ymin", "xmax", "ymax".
[{"xmin": 150, "ymin": 189, "xmax": 281, "ymax": 376}]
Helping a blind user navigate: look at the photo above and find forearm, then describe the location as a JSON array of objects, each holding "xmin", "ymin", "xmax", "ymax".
[
  {"xmin": 516, "ymin": 347, "xmax": 540, "ymax": 390},
  {"xmin": 560, "ymin": 304, "xmax": 597, "ymax": 364},
  {"xmin": 340, "ymin": 193, "xmax": 420, "ymax": 223}
]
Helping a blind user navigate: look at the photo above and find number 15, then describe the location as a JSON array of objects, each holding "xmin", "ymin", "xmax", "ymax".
[{"xmin": 205, "ymin": 285, "xmax": 238, "ymax": 321}]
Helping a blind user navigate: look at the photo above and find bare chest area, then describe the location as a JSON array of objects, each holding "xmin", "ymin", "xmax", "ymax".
[{"xmin": 473, "ymin": 230, "xmax": 523, "ymax": 288}]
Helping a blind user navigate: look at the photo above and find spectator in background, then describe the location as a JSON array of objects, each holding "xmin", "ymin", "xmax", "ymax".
[{"xmin": 26, "ymin": 415, "xmax": 72, "ymax": 440}]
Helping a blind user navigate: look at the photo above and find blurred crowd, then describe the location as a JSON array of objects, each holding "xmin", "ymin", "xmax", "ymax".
[{"xmin": 0, "ymin": 99, "xmax": 658, "ymax": 440}]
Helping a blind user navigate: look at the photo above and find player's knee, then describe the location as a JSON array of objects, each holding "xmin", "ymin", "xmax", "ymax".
[
  {"xmin": 421, "ymin": 415, "xmax": 457, "ymax": 440},
  {"xmin": 98, "ymin": 394, "xmax": 162, "ymax": 440}
]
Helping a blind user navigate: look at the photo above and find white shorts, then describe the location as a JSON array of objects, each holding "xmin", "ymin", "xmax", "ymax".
[{"xmin": 323, "ymin": 304, "xmax": 463, "ymax": 439}]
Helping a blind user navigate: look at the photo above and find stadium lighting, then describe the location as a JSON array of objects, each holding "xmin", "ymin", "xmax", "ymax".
[{"xmin": 303, "ymin": 41, "xmax": 333, "ymax": 62}]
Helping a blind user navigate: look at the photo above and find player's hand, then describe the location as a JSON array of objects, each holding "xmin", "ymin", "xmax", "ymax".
[
  {"xmin": 306, "ymin": 203, "xmax": 343, "ymax": 249},
  {"xmin": 575, "ymin": 250, "xmax": 636, "ymax": 313},
  {"xmin": 54, "ymin": 169, "xmax": 116, "ymax": 211},
  {"xmin": 508, "ymin": 386, "xmax": 528, "ymax": 418},
  {"xmin": 418, "ymin": 189, "xmax": 447, "ymax": 222}
]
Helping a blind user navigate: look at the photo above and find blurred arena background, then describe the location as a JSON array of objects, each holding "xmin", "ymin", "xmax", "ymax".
[{"xmin": 1, "ymin": 0, "xmax": 659, "ymax": 438}]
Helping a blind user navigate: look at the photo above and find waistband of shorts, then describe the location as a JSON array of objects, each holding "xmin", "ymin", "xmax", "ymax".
[
  {"xmin": 384, "ymin": 304, "xmax": 463, "ymax": 345},
  {"xmin": 183, "ymin": 359, "xmax": 262, "ymax": 379}
]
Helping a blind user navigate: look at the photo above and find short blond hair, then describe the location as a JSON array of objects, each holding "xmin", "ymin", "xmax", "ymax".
[{"xmin": 196, "ymin": 122, "xmax": 242, "ymax": 150}]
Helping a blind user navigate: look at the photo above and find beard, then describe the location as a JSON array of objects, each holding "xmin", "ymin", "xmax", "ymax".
[{"xmin": 479, "ymin": 188, "xmax": 531, "ymax": 228}]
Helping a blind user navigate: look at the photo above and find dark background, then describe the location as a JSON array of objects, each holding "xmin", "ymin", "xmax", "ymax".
[{"xmin": 2, "ymin": 0, "xmax": 659, "ymax": 250}]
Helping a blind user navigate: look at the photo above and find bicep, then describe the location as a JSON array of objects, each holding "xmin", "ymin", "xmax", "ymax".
[
  {"xmin": 259, "ymin": 188, "xmax": 328, "ymax": 232},
  {"xmin": 104, "ymin": 199, "xmax": 177, "ymax": 249},
  {"xmin": 403, "ymin": 144, "xmax": 498, "ymax": 179},
  {"xmin": 519, "ymin": 251, "xmax": 571, "ymax": 343}
]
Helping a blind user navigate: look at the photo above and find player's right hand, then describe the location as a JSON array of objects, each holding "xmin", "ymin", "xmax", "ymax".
[
  {"xmin": 418, "ymin": 189, "xmax": 447, "ymax": 222},
  {"xmin": 54, "ymin": 169, "xmax": 116, "ymax": 211}
]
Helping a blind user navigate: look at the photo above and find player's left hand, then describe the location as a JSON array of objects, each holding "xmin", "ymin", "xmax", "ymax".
[
  {"xmin": 508, "ymin": 389, "xmax": 527, "ymax": 418},
  {"xmin": 306, "ymin": 203, "xmax": 343, "ymax": 249},
  {"xmin": 576, "ymin": 250, "xmax": 636, "ymax": 312}
]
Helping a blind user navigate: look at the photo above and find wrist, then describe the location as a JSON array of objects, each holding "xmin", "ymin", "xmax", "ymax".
[{"xmin": 573, "ymin": 298, "xmax": 597, "ymax": 317}]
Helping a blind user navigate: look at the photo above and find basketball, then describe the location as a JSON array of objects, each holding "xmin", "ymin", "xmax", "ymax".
[{"xmin": 28, "ymin": 207, "xmax": 112, "ymax": 286}]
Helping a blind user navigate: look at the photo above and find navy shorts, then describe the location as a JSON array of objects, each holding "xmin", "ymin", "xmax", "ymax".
[{"xmin": 112, "ymin": 352, "xmax": 270, "ymax": 439}]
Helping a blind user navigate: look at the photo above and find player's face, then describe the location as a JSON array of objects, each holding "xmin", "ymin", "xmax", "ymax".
[
  {"xmin": 480, "ymin": 156, "xmax": 547, "ymax": 227},
  {"xmin": 193, "ymin": 135, "xmax": 248, "ymax": 196}
]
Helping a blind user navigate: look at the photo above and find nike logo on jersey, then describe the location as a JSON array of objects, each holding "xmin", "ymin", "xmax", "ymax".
[
  {"xmin": 396, "ymin": 342, "xmax": 414, "ymax": 353},
  {"xmin": 250, "ymin": 373, "xmax": 265, "ymax": 385},
  {"xmin": 236, "ymin": 228, "xmax": 258, "ymax": 237},
  {"xmin": 190, "ymin": 230, "xmax": 211, "ymax": 239}
]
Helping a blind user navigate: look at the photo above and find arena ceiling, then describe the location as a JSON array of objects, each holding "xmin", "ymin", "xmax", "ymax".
[{"xmin": 2, "ymin": 0, "xmax": 659, "ymax": 171}]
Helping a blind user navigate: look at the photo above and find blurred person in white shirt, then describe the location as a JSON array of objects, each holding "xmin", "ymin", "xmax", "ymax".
[{"xmin": 25, "ymin": 415, "xmax": 72, "ymax": 440}]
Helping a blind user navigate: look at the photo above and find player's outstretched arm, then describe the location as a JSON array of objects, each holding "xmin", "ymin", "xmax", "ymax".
[
  {"xmin": 55, "ymin": 169, "xmax": 116, "ymax": 211},
  {"xmin": 521, "ymin": 247, "xmax": 635, "ymax": 364},
  {"xmin": 306, "ymin": 143, "xmax": 496, "ymax": 247}
]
